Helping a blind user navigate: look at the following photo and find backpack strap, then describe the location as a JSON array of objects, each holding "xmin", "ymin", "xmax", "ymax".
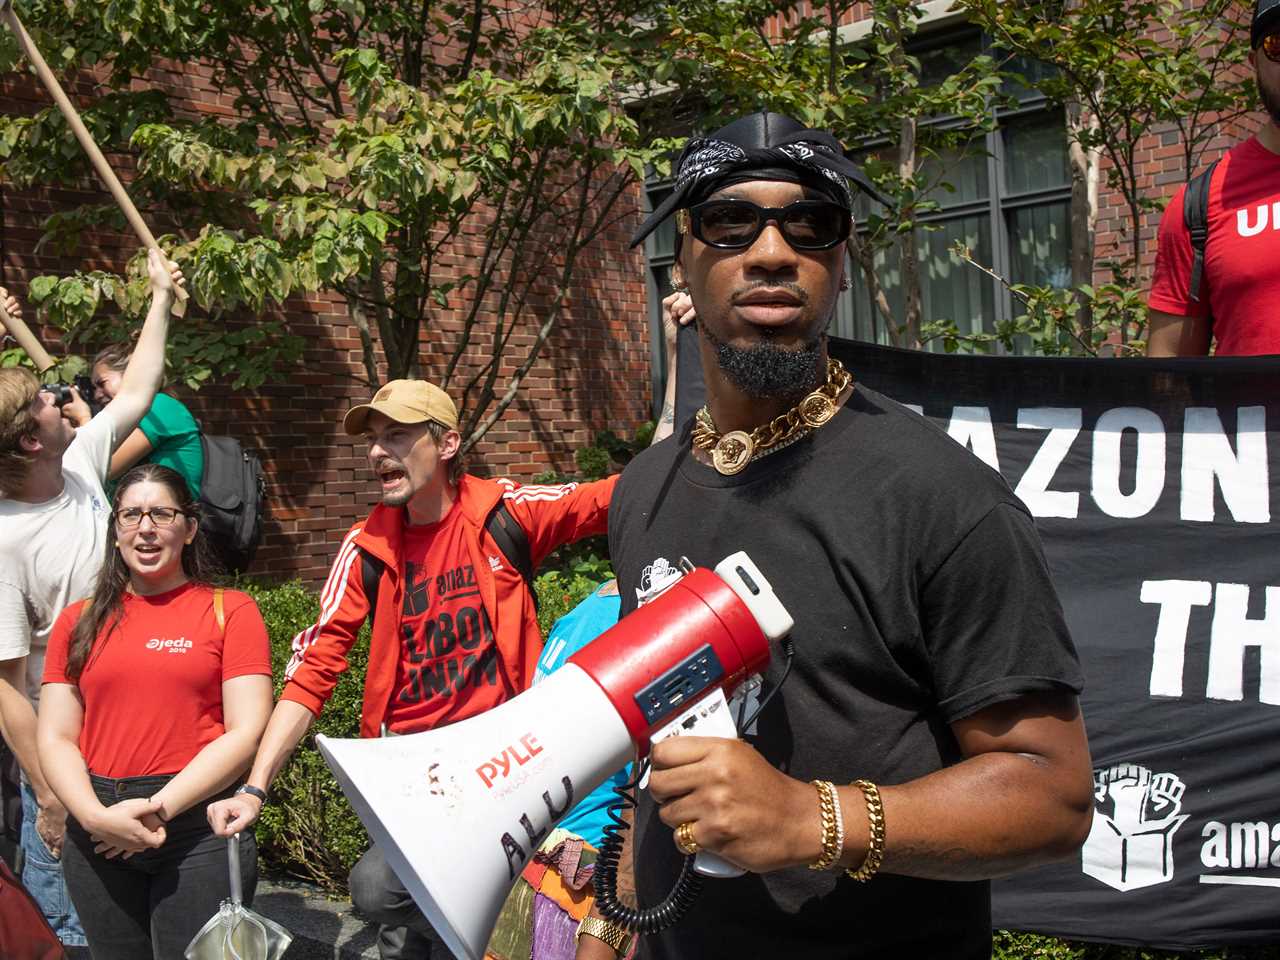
[
  {"xmin": 360, "ymin": 500, "xmax": 539, "ymax": 634},
  {"xmin": 486, "ymin": 501, "xmax": 538, "ymax": 613},
  {"xmin": 213, "ymin": 587, "xmax": 226, "ymax": 634},
  {"xmin": 1183, "ymin": 159, "xmax": 1219, "ymax": 304}
]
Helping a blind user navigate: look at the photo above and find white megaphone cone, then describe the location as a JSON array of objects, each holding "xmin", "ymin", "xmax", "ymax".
[{"xmin": 317, "ymin": 551, "xmax": 792, "ymax": 960}]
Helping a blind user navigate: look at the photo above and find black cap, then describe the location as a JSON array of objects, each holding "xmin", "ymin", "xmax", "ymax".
[
  {"xmin": 1255, "ymin": 0, "xmax": 1280, "ymax": 47},
  {"xmin": 630, "ymin": 110, "xmax": 884, "ymax": 248}
]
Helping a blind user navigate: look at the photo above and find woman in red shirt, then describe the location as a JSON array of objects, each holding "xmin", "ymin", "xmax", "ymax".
[{"xmin": 38, "ymin": 463, "xmax": 274, "ymax": 959}]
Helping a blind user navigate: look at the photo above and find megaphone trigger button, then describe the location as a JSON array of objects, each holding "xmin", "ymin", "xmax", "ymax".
[{"xmin": 735, "ymin": 566, "xmax": 761, "ymax": 595}]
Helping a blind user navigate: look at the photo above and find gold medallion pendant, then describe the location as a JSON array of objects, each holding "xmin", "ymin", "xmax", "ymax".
[
  {"xmin": 711, "ymin": 431, "xmax": 753, "ymax": 475},
  {"xmin": 798, "ymin": 392, "xmax": 836, "ymax": 428}
]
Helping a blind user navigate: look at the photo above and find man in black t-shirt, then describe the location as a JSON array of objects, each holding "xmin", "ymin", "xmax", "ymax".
[{"xmin": 573, "ymin": 112, "xmax": 1093, "ymax": 960}]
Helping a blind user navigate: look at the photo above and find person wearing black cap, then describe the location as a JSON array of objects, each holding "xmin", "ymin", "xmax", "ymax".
[
  {"xmin": 575, "ymin": 112, "xmax": 1093, "ymax": 960},
  {"xmin": 1147, "ymin": 0, "xmax": 1280, "ymax": 356}
]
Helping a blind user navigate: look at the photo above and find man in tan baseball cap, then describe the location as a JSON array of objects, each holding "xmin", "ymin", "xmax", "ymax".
[{"xmin": 211, "ymin": 374, "xmax": 618, "ymax": 960}]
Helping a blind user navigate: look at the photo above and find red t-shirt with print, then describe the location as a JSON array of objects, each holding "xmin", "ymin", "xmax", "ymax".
[
  {"xmin": 43, "ymin": 583, "xmax": 272, "ymax": 778},
  {"xmin": 385, "ymin": 501, "xmax": 515, "ymax": 733},
  {"xmin": 1148, "ymin": 136, "xmax": 1280, "ymax": 355}
]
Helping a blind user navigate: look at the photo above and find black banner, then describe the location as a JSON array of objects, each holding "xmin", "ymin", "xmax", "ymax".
[{"xmin": 678, "ymin": 336, "xmax": 1280, "ymax": 948}]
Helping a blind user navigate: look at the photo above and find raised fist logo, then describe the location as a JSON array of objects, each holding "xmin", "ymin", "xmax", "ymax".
[{"xmin": 1082, "ymin": 763, "xmax": 1189, "ymax": 892}]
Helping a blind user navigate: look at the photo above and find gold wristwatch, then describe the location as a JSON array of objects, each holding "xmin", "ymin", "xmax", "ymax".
[{"xmin": 576, "ymin": 915, "xmax": 633, "ymax": 955}]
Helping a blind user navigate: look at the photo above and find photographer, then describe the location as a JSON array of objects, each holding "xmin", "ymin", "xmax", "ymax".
[
  {"xmin": 0, "ymin": 249, "xmax": 184, "ymax": 948},
  {"xmin": 65, "ymin": 344, "xmax": 203, "ymax": 497}
]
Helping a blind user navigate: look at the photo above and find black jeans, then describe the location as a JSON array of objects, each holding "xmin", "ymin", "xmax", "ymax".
[
  {"xmin": 62, "ymin": 774, "xmax": 256, "ymax": 960},
  {"xmin": 349, "ymin": 842, "xmax": 438, "ymax": 959}
]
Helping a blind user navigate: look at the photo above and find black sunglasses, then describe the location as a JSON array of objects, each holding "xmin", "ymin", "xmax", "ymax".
[{"xmin": 680, "ymin": 198, "xmax": 852, "ymax": 251}]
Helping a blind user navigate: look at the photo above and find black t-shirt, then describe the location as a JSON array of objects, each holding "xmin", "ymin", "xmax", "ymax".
[{"xmin": 609, "ymin": 384, "xmax": 1083, "ymax": 960}]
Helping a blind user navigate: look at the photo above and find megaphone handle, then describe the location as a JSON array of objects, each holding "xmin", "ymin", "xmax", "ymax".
[
  {"xmin": 693, "ymin": 851, "xmax": 746, "ymax": 879},
  {"xmin": 228, "ymin": 833, "xmax": 243, "ymax": 906}
]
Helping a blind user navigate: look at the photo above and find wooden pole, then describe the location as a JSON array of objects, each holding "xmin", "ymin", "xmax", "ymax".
[
  {"xmin": 0, "ymin": 296, "xmax": 55, "ymax": 373},
  {"xmin": 0, "ymin": 0, "xmax": 188, "ymax": 315}
]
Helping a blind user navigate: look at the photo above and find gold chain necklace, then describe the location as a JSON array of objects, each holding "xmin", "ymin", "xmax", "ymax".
[{"xmin": 692, "ymin": 358, "xmax": 853, "ymax": 476}]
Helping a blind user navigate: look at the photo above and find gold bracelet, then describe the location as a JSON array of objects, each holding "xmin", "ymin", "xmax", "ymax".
[
  {"xmin": 808, "ymin": 779, "xmax": 843, "ymax": 871},
  {"xmin": 846, "ymin": 779, "xmax": 885, "ymax": 882}
]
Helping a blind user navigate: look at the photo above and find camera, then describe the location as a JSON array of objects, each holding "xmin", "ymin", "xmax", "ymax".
[{"xmin": 39, "ymin": 374, "xmax": 101, "ymax": 416}]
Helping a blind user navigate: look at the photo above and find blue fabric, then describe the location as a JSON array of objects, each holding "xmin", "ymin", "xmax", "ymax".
[
  {"xmin": 20, "ymin": 780, "xmax": 86, "ymax": 946},
  {"xmin": 534, "ymin": 584, "xmax": 627, "ymax": 848}
]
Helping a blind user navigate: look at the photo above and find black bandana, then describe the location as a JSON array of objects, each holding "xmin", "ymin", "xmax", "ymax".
[{"xmin": 630, "ymin": 111, "xmax": 885, "ymax": 247}]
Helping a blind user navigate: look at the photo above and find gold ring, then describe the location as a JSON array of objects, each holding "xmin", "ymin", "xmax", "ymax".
[{"xmin": 674, "ymin": 821, "xmax": 699, "ymax": 855}]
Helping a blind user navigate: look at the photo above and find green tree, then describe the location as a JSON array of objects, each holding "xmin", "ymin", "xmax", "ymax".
[
  {"xmin": 958, "ymin": 0, "xmax": 1255, "ymax": 351},
  {"xmin": 0, "ymin": 0, "xmax": 672, "ymax": 440}
]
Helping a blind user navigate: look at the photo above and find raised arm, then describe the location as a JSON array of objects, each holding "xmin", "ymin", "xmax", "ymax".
[
  {"xmin": 651, "ymin": 292, "xmax": 693, "ymax": 445},
  {"xmin": 102, "ymin": 250, "xmax": 184, "ymax": 449}
]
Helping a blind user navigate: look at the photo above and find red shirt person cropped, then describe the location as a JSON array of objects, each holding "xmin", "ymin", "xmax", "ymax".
[{"xmin": 43, "ymin": 583, "xmax": 272, "ymax": 778}]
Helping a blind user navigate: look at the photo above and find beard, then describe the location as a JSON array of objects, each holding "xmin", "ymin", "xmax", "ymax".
[
  {"xmin": 1260, "ymin": 61, "xmax": 1280, "ymax": 126},
  {"xmin": 699, "ymin": 318, "xmax": 825, "ymax": 400}
]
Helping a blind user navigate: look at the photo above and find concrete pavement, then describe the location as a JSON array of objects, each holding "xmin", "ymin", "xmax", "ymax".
[{"xmin": 256, "ymin": 877, "xmax": 381, "ymax": 959}]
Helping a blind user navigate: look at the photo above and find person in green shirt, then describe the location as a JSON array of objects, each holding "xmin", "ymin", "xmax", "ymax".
[{"xmin": 84, "ymin": 344, "xmax": 204, "ymax": 496}]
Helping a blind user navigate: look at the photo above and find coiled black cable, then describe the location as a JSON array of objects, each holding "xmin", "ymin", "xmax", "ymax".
[
  {"xmin": 592, "ymin": 635, "xmax": 796, "ymax": 934},
  {"xmin": 593, "ymin": 758, "xmax": 703, "ymax": 933}
]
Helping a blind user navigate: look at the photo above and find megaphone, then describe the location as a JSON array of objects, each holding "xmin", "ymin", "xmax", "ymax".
[{"xmin": 316, "ymin": 551, "xmax": 792, "ymax": 960}]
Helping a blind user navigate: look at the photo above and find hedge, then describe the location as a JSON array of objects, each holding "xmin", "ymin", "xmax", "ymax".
[{"xmin": 240, "ymin": 564, "xmax": 1277, "ymax": 959}]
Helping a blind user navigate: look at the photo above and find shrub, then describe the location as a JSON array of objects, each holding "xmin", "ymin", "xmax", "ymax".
[{"xmin": 238, "ymin": 579, "xmax": 372, "ymax": 893}]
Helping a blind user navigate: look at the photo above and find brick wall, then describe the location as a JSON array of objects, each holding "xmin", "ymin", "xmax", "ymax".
[{"xmin": 0, "ymin": 63, "xmax": 654, "ymax": 587}]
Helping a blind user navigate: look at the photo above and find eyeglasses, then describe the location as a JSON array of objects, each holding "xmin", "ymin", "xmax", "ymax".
[
  {"xmin": 1264, "ymin": 32, "xmax": 1280, "ymax": 63},
  {"xmin": 679, "ymin": 199, "xmax": 852, "ymax": 251},
  {"xmin": 114, "ymin": 507, "xmax": 190, "ymax": 528}
]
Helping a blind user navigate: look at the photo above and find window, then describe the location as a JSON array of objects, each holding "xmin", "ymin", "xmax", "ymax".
[{"xmin": 843, "ymin": 32, "xmax": 1072, "ymax": 352}]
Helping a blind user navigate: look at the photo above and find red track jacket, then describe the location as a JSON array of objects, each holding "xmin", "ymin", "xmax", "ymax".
[{"xmin": 281, "ymin": 473, "xmax": 617, "ymax": 738}]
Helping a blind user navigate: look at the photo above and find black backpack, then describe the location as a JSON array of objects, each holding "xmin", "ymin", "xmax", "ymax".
[
  {"xmin": 1183, "ymin": 158, "xmax": 1220, "ymax": 307},
  {"xmin": 360, "ymin": 501, "xmax": 537, "ymax": 627},
  {"xmin": 199, "ymin": 434, "xmax": 265, "ymax": 574}
]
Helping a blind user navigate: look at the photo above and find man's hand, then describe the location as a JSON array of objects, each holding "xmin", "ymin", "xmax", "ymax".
[
  {"xmin": 87, "ymin": 798, "xmax": 167, "ymax": 859},
  {"xmin": 661, "ymin": 292, "xmax": 695, "ymax": 352},
  {"xmin": 647, "ymin": 736, "xmax": 821, "ymax": 874},
  {"xmin": 146, "ymin": 248, "xmax": 185, "ymax": 302},
  {"xmin": 35, "ymin": 795, "xmax": 67, "ymax": 859},
  {"xmin": 0, "ymin": 285, "xmax": 20, "ymax": 328},
  {"xmin": 207, "ymin": 793, "xmax": 263, "ymax": 838},
  {"xmin": 60, "ymin": 386, "xmax": 92, "ymax": 428}
]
